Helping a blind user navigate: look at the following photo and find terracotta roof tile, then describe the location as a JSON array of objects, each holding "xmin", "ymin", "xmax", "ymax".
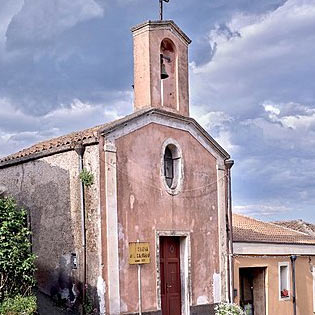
[
  {"xmin": 0, "ymin": 108, "xmax": 152, "ymax": 167},
  {"xmin": 0, "ymin": 125, "xmax": 102, "ymax": 165},
  {"xmin": 233, "ymin": 213, "xmax": 315, "ymax": 245},
  {"xmin": 273, "ymin": 220, "xmax": 315, "ymax": 237}
]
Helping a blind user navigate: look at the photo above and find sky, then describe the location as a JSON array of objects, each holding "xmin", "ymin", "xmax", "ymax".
[{"xmin": 1, "ymin": 0, "xmax": 315, "ymax": 222}]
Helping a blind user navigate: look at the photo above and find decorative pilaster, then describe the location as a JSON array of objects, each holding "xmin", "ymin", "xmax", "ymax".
[
  {"xmin": 104, "ymin": 141, "xmax": 121, "ymax": 314},
  {"xmin": 217, "ymin": 163, "xmax": 228, "ymax": 303}
]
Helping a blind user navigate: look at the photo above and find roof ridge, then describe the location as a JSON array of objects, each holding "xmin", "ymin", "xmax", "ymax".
[
  {"xmin": 272, "ymin": 220, "xmax": 315, "ymax": 235},
  {"xmin": 0, "ymin": 107, "xmax": 154, "ymax": 165},
  {"xmin": 273, "ymin": 219, "xmax": 304, "ymax": 225},
  {"xmin": 268, "ymin": 221, "xmax": 311, "ymax": 237},
  {"xmin": 0, "ymin": 124, "xmax": 102, "ymax": 159},
  {"xmin": 233, "ymin": 213, "xmax": 312, "ymax": 237}
]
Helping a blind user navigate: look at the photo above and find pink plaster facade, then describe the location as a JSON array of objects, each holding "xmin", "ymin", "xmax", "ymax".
[{"xmin": 115, "ymin": 123, "xmax": 221, "ymax": 313}]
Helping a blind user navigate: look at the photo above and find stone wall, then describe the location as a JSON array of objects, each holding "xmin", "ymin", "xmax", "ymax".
[{"xmin": 0, "ymin": 145, "xmax": 101, "ymax": 309}]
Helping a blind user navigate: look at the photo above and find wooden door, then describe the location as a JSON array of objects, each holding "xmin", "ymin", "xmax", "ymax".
[
  {"xmin": 240, "ymin": 268, "xmax": 254, "ymax": 315},
  {"xmin": 160, "ymin": 237, "xmax": 181, "ymax": 315}
]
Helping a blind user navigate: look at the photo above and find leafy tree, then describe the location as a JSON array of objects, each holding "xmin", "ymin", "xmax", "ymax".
[{"xmin": 0, "ymin": 197, "xmax": 36, "ymax": 301}]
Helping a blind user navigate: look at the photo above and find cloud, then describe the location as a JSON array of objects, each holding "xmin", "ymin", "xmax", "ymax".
[
  {"xmin": 246, "ymin": 101, "xmax": 315, "ymax": 155},
  {"xmin": 0, "ymin": 0, "xmax": 132, "ymax": 118},
  {"xmin": 191, "ymin": 0, "xmax": 315, "ymax": 117},
  {"xmin": 6, "ymin": 0, "xmax": 104, "ymax": 47},
  {"xmin": 225, "ymin": 101, "xmax": 315, "ymax": 219},
  {"xmin": 0, "ymin": 92, "xmax": 132, "ymax": 158},
  {"xmin": 192, "ymin": 109, "xmax": 239, "ymax": 154},
  {"xmin": 190, "ymin": 0, "xmax": 315, "ymax": 220},
  {"xmin": 234, "ymin": 204, "xmax": 291, "ymax": 217},
  {"xmin": 0, "ymin": 1, "xmax": 23, "ymax": 54}
]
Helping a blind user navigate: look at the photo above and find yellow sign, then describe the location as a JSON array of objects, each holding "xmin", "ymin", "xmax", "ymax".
[{"xmin": 129, "ymin": 242, "xmax": 150, "ymax": 265}]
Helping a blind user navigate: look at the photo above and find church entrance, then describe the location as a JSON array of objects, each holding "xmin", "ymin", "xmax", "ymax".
[{"xmin": 160, "ymin": 236, "xmax": 181, "ymax": 315}]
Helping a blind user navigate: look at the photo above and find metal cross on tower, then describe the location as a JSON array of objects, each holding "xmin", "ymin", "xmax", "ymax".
[{"xmin": 159, "ymin": 0, "xmax": 170, "ymax": 21}]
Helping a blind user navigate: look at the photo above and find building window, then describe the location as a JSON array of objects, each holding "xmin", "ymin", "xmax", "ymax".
[
  {"xmin": 279, "ymin": 262, "xmax": 290, "ymax": 300},
  {"xmin": 161, "ymin": 139, "xmax": 183, "ymax": 195},
  {"xmin": 164, "ymin": 146, "xmax": 174, "ymax": 188}
]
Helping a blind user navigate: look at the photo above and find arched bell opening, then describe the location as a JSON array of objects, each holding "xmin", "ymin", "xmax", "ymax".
[{"xmin": 160, "ymin": 38, "xmax": 178, "ymax": 110}]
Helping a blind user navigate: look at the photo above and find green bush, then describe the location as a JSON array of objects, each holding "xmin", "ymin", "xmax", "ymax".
[
  {"xmin": 0, "ymin": 295, "xmax": 37, "ymax": 315},
  {"xmin": 0, "ymin": 197, "xmax": 36, "ymax": 301},
  {"xmin": 215, "ymin": 302, "xmax": 245, "ymax": 315}
]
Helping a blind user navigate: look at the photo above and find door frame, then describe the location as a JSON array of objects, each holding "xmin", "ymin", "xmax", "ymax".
[
  {"xmin": 239, "ymin": 266, "xmax": 268, "ymax": 315},
  {"xmin": 156, "ymin": 231, "xmax": 191, "ymax": 315}
]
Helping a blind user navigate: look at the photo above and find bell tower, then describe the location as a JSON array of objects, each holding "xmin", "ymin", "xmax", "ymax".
[{"xmin": 131, "ymin": 20, "xmax": 191, "ymax": 116}]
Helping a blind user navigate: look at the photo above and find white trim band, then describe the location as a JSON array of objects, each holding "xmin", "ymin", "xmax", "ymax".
[{"xmin": 234, "ymin": 242, "xmax": 315, "ymax": 255}]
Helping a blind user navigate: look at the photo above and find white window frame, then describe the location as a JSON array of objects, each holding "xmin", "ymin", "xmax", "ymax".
[
  {"xmin": 312, "ymin": 266, "xmax": 315, "ymax": 313},
  {"xmin": 160, "ymin": 138, "xmax": 184, "ymax": 196},
  {"xmin": 278, "ymin": 262, "xmax": 290, "ymax": 301}
]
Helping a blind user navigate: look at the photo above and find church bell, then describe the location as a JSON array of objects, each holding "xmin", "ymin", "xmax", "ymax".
[
  {"xmin": 161, "ymin": 62, "xmax": 169, "ymax": 80},
  {"xmin": 160, "ymin": 53, "xmax": 170, "ymax": 80}
]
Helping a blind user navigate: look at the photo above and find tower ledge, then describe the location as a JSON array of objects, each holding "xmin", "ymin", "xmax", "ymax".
[{"xmin": 131, "ymin": 20, "xmax": 192, "ymax": 46}]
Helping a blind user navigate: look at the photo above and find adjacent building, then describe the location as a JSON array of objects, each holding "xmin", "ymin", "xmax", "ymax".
[
  {"xmin": 0, "ymin": 20, "xmax": 233, "ymax": 315},
  {"xmin": 233, "ymin": 213, "xmax": 315, "ymax": 315}
]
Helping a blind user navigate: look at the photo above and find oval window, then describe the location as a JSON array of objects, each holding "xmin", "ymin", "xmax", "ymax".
[
  {"xmin": 162, "ymin": 140, "xmax": 183, "ymax": 194},
  {"xmin": 164, "ymin": 146, "xmax": 174, "ymax": 188}
]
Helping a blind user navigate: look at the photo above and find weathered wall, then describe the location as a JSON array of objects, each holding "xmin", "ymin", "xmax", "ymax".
[
  {"xmin": 115, "ymin": 123, "xmax": 221, "ymax": 313},
  {"xmin": 83, "ymin": 145, "xmax": 103, "ymax": 306},
  {"xmin": 234, "ymin": 255, "xmax": 315, "ymax": 315},
  {"xmin": 0, "ymin": 145, "xmax": 101, "ymax": 307},
  {"xmin": 132, "ymin": 22, "xmax": 190, "ymax": 116}
]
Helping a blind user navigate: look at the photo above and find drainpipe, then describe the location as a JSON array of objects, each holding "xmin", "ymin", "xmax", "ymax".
[
  {"xmin": 291, "ymin": 255, "xmax": 297, "ymax": 315},
  {"xmin": 225, "ymin": 159, "xmax": 234, "ymax": 303},
  {"xmin": 75, "ymin": 144, "xmax": 87, "ymax": 306}
]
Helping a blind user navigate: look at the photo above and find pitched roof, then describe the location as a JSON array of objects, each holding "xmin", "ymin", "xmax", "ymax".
[
  {"xmin": 233, "ymin": 213, "xmax": 315, "ymax": 245},
  {"xmin": 0, "ymin": 107, "xmax": 230, "ymax": 168},
  {"xmin": 0, "ymin": 125, "xmax": 101, "ymax": 166},
  {"xmin": 273, "ymin": 220, "xmax": 315, "ymax": 237},
  {"xmin": 0, "ymin": 108, "xmax": 150, "ymax": 167}
]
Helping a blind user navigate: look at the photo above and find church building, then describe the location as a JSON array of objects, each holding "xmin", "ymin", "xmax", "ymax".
[{"xmin": 0, "ymin": 19, "xmax": 233, "ymax": 315}]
